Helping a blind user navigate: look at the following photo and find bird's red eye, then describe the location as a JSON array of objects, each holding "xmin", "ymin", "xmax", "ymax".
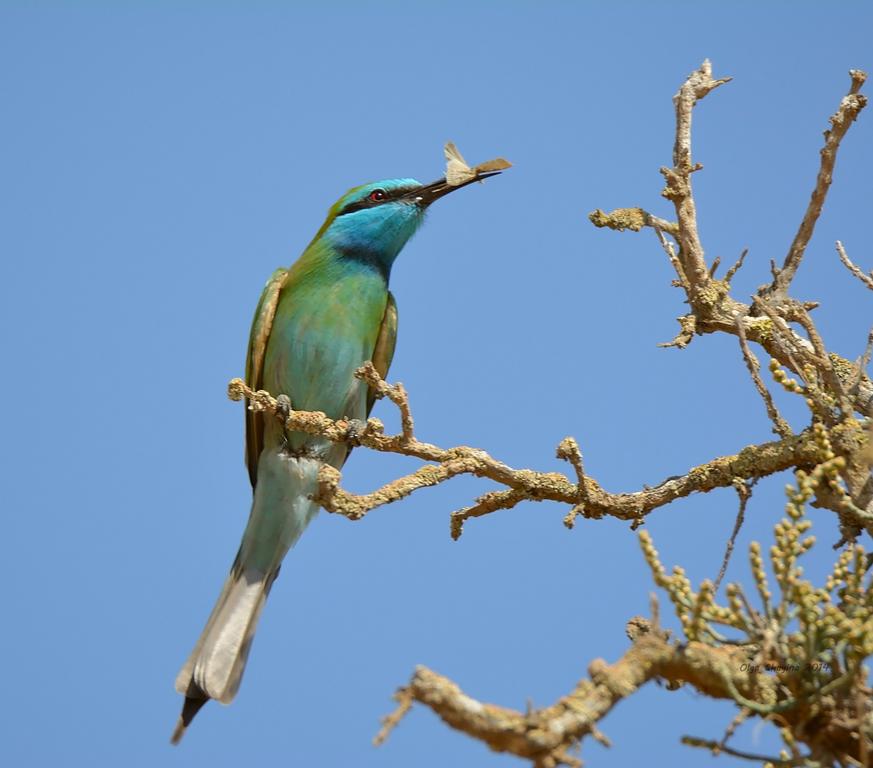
[{"xmin": 369, "ymin": 189, "xmax": 387, "ymax": 202}]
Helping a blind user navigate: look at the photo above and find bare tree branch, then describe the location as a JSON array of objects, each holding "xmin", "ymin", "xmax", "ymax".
[
  {"xmin": 769, "ymin": 70, "xmax": 868, "ymax": 296},
  {"xmin": 375, "ymin": 624, "xmax": 680, "ymax": 768},
  {"xmin": 589, "ymin": 65, "xmax": 873, "ymax": 417},
  {"xmin": 375, "ymin": 458, "xmax": 873, "ymax": 766},
  {"xmin": 376, "ymin": 618, "xmax": 866, "ymax": 767},
  {"xmin": 227, "ymin": 377, "xmax": 872, "ymax": 536},
  {"xmin": 660, "ymin": 59, "xmax": 732, "ymax": 301}
]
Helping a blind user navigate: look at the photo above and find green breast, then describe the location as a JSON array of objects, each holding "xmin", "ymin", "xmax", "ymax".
[{"xmin": 262, "ymin": 253, "xmax": 389, "ymax": 455}]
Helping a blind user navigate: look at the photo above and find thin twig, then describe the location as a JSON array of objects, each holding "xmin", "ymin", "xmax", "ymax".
[
  {"xmin": 356, "ymin": 361, "xmax": 415, "ymax": 441},
  {"xmin": 451, "ymin": 489, "xmax": 527, "ymax": 540},
  {"xmin": 725, "ymin": 248, "xmax": 749, "ymax": 283},
  {"xmin": 556, "ymin": 437, "xmax": 591, "ymax": 528},
  {"xmin": 714, "ymin": 479, "xmax": 754, "ymax": 592},
  {"xmin": 718, "ymin": 707, "xmax": 752, "ymax": 752},
  {"xmin": 659, "ymin": 314, "xmax": 696, "ymax": 349},
  {"xmin": 770, "ymin": 70, "xmax": 868, "ymax": 294},
  {"xmin": 373, "ymin": 687, "xmax": 414, "ymax": 746},
  {"xmin": 681, "ymin": 735, "xmax": 811, "ymax": 766},
  {"xmin": 737, "ymin": 316, "xmax": 793, "ymax": 438},
  {"xmin": 654, "ymin": 226, "xmax": 691, "ymax": 291},
  {"xmin": 837, "ymin": 240, "xmax": 873, "ymax": 292},
  {"xmin": 660, "ymin": 59, "xmax": 732, "ymax": 299},
  {"xmin": 709, "ymin": 255, "xmax": 722, "ymax": 277},
  {"xmin": 792, "ymin": 304, "xmax": 853, "ymax": 416},
  {"xmin": 849, "ymin": 327, "xmax": 873, "ymax": 399}
]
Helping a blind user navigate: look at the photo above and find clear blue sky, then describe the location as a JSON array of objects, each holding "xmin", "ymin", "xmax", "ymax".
[{"xmin": 2, "ymin": 2, "xmax": 871, "ymax": 766}]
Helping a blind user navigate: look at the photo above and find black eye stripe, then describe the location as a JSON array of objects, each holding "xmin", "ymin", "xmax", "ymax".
[{"xmin": 337, "ymin": 186, "xmax": 417, "ymax": 217}]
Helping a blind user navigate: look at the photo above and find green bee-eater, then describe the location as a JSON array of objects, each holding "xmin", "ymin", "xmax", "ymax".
[{"xmin": 172, "ymin": 170, "xmax": 501, "ymax": 742}]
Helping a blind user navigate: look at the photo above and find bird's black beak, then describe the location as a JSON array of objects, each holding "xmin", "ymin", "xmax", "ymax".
[{"xmin": 405, "ymin": 172, "xmax": 503, "ymax": 207}]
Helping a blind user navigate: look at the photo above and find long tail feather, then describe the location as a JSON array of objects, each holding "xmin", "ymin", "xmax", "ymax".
[
  {"xmin": 171, "ymin": 452, "xmax": 321, "ymax": 743},
  {"xmin": 171, "ymin": 566, "xmax": 274, "ymax": 742}
]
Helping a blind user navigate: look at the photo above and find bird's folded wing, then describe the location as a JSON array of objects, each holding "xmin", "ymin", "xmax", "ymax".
[
  {"xmin": 368, "ymin": 292, "xmax": 398, "ymax": 416},
  {"xmin": 244, "ymin": 267, "xmax": 289, "ymax": 487}
]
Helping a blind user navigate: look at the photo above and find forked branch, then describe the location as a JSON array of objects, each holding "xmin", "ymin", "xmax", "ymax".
[{"xmin": 227, "ymin": 372, "xmax": 871, "ymax": 536}]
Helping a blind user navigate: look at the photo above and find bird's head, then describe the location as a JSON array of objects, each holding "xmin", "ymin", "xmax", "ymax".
[{"xmin": 313, "ymin": 173, "xmax": 500, "ymax": 276}]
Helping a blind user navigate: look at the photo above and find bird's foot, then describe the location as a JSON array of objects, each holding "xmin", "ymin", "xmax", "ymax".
[
  {"xmin": 275, "ymin": 395, "xmax": 296, "ymax": 454},
  {"xmin": 275, "ymin": 394, "xmax": 293, "ymax": 422},
  {"xmin": 344, "ymin": 418, "xmax": 369, "ymax": 446}
]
